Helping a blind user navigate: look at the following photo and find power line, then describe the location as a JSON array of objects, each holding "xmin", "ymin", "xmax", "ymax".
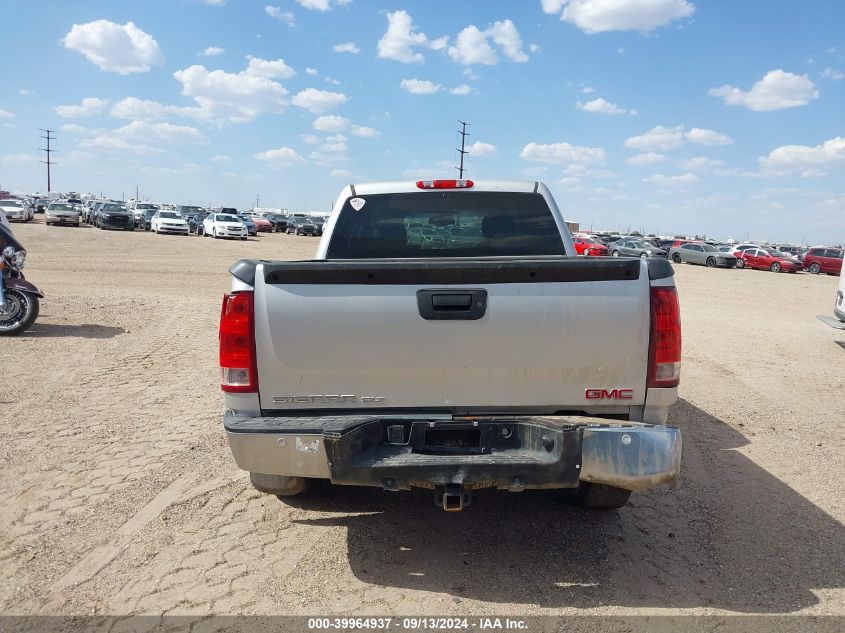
[
  {"xmin": 39, "ymin": 128, "xmax": 56, "ymax": 192},
  {"xmin": 455, "ymin": 120, "xmax": 470, "ymax": 179}
]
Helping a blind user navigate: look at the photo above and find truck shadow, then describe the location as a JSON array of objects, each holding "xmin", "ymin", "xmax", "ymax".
[{"xmin": 288, "ymin": 399, "xmax": 845, "ymax": 612}]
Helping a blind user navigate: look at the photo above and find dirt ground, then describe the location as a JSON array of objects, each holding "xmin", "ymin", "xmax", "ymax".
[{"xmin": 1, "ymin": 219, "xmax": 843, "ymax": 618}]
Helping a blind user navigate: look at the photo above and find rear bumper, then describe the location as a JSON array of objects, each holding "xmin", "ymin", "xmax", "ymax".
[{"xmin": 224, "ymin": 413, "xmax": 681, "ymax": 493}]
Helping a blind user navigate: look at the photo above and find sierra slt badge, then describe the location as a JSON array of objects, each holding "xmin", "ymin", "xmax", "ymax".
[
  {"xmin": 273, "ymin": 394, "xmax": 388, "ymax": 404},
  {"xmin": 585, "ymin": 388, "xmax": 634, "ymax": 400}
]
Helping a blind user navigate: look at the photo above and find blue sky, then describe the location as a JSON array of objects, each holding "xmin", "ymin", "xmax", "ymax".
[{"xmin": 0, "ymin": 0, "xmax": 843, "ymax": 243}]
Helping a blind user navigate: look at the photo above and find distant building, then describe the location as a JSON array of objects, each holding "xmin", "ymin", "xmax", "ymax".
[{"xmin": 565, "ymin": 220, "xmax": 580, "ymax": 233}]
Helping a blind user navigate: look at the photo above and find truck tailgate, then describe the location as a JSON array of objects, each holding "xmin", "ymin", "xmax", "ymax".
[{"xmin": 252, "ymin": 258, "xmax": 649, "ymax": 412}]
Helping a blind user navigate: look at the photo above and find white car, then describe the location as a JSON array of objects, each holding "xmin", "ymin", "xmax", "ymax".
[
  {"xmin": 128, "ymin": 201, "xmax": 160, "ymax": 222},
  {"xmin": 150, "ymin": 210, "xmax": 189, "ymax": 235},
  {"xmin": 45, "ymin": 202, "xmax": 81, "ymax": 226},
  {"xmin": 203, "ymin": 213, "xmax": 247, "ymax": 240},
  {"xmin": 0, "ymin": 199, "xmax": 34, "ymax": 222}
]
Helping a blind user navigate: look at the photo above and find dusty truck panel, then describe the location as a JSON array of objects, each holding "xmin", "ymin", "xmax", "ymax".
[{"xmin": 220, "ymin": 180, "xmax": 682, "ymax": 510}]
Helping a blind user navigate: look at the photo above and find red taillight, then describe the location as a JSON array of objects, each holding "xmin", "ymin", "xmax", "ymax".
[
  {"xmin": 415, "ymin": 179, "xmax": 474, "ymax": 189},
  {"xmin": 648, "ymin": 286, "xmax": 682, "ymax": 388},
  {"xmin": 219, "ymin": 291, "xmax": 258, "ymax": 393}
]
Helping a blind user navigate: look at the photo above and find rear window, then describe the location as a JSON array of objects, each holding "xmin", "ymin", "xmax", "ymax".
[{"xmin": 326, "ymin": 192, "xmax": 564, "ymax": 259}]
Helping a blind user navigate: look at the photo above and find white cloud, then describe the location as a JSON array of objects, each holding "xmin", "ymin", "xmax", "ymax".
[
  {"xmin": 55, "ymin": 97, "xmax": 109, "ymax": 118},
  {"xmin": 627, "ymin": 152, "xmax": 666, "ymax": 166},
  {"xmin": 351, "ymin": 125, "xmax": 381, "ymax": 138},
  {"xmin": 1, "ymin": 154, "xmax": 36, "ymax": 165},
  {"xmin": 678, "ymin": 156, "xmax": 724, "ymax": 171},
  {"xmin": 377, "ymin": 10, "xmax": 448, "ymax": 64},
  {"xmin": 313, "ymin": 115, "xmax": 350, "ymax": 132},
  {"xmin": 295, "ymin": 0, "xmax": 349, "ymax": 10},
  {"xmin": 300, "ymin": 134, "xmax": 320, "ymax": 144},
  {"xmin": 448, "ymin": 20, "xmax": 529, "ymax": 65},
  {"xmin": 467, "ymin": 141, "xmax": 497, "ymax": 157},
  {"xmin": 62, "ymin": 20, "xmax": 163, "ymax": 74},
  {"xmin": 576, "ymin": 97, "xmax": 634, "ymax": 115},
  {"xmin": 581, "ymin": 86, "xmax": 595, "ymax": 94},
  {"xmin": 643, "ymin": 172, "xmax": 699, "ymax": 184},
  {"xmin": 109, "ymin": 97, "xmax": 191, "ymax": 120},
  {"xmin": 400, "ymin": 78, "xmax": 442, "ymax": 94},
  {"xmin": 519, "ymin": 141, "xmax": 606, "ymax": 165},
  {"xmin": 245, "ymin": 56, "xmax": 296, "ymax": 79},
  {"xmin": 0, "ymin": 108, "xmax": 14, "ymax": 119},
  {"xmin": 325, "ymin": 77, "xmax": 341, "ymax": 85},
  {"xmin": 542, "ymin": 0, "xmax": 695, "ymax": 34},
  {"xmin": 450, "ymin": 84, "xmax": 473, "ymax": 95},
  {"xmin": 820, "ymin": 67, "xmax": 843, "ymax": 81},
  {"xmin": 291, "ymin": 88, "xmax": 348, "ymax": 113},
  {"xmin": 624, "ymin": 125, "xmax": 731, "ymax": 152},
  {"xmin": 115, "ymin": 120, "xmax": 208, "ymax": 145},
  {"xmin": 331, "ymin": 169, "xmax": 353, "ymax": 178},
  {"xmin": 173, "ymin": 63, "xmax": 289, "ymax": 123},
  {"xmin": 211, "ymin": 155, "xmax": 231, "ymax": 163},
  {"xmin": 61, "ymin": 123, "xmax": 99, "ymax": 135},
  {"xmin": 333, "ymin": 42, "xmax": 360, "ymax": 54},
  {"xmin": 200, "ymin": 46, "xmax": 224, "ymax": 57},
  {"xmin": 265, "ymin": 6, "xmax": 296, "ymax": 25},
  {"xmin": 759, "ymin": 137, "xmax": 845, "ymax": 172},
  {"xmin": 19, "ymin": 89, "xmax": 31, "ymax": 96},
  {"xmin": 306, "ymin": 67, "xmax": 318, "ymax": 75},
  {"xmin": 709, "ymin": 70, "xmax": 819, "ymax": 111},
  {"xmin": 255, "ymin": 146, "xmax": 306, "ymax": 166},
  {"xmin": 624, "ymin": 125, "xmax": 685, "ymax": 151},
  {"xmin": 801, "ymin": 168, "xmax": 828, "ymax": 178},
  {"xmin": 80, "ymin": 136, "xmax": 162, "ymax": 155},
  {"xmin": 320, "ymin": 133, "xmax": 348, "ymax": 153},
  {"xmin": 203, "ymin": 0, "xmax": 226, "ymax": 5},
  {"xmin": 686, "ymin": 127, "xmax": 733, "ymax": 146}
]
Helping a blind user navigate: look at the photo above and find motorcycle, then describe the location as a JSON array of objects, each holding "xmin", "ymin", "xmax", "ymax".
[{"xmin": 0, "ymin": 224, "xmax": 44, "ymax": 335}]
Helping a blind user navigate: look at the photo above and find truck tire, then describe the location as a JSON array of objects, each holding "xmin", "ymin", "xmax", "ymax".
[
  {"xmin": 577, "ymin": 482, "xmax": 631, "ymax": 509},
  {"xmin": 249, "ymin": 472, "xmax": 317, "ymax": 497}
]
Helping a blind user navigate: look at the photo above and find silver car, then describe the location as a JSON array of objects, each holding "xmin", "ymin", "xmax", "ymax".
[
  {"xmin": 669, "ymin": 242, "xmax": 737, "ymax": 268},
  {"xmin": 609, "ymin": 238, "xmax": 667, "ymax": 258},
  {"xmin": 45, "ymin": 202, "xmax": 81, "ymax": 226}
]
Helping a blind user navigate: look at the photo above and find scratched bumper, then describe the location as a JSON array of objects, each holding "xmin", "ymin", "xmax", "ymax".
[{"xmin": 224, "ymin": 412, "xmax": 681, "ymax": 492}]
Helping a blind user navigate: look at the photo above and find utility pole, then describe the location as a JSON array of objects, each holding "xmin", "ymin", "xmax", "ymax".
[
  {"xmin": 455, "ymin": 120, "xmax": 470, "ymax": 179},
  {"xmin": 135, "ymin": 185, "xmax": 139, "ymax": 201},
  {"xmin": 256, "ymin": 193, "xmax": 260, "ymax": 209},
  {"xmin": 39, "ymin": 129, "xmax": 56, "ymax": 192}
]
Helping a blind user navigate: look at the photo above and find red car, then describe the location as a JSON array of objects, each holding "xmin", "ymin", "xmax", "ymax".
[
  {"xmin": 801, "ymin": 247, "xmax": 843, "ymax": 275},
  {"xmin": 735, "ymin": 247, "xmax": 802, "ymax": 273},
  {"xmin": 572, "ymin": 236, "xmax": 609, "ymax": 256},
  {"xmin": 252, "ymin": 216, "xmax": 274, "ymax": 232}
]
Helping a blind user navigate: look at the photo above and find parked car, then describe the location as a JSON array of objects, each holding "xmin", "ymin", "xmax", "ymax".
[
  {"xmin": 264, "ymin": 213, "xmax": 288, "ymax": 232},
  {"xmin": 139, "ymin": 208, "xmax": 158, "ymax": 230},
  {"xmin": 188, "ymin": 212, "xmax": 209, "ymax": 235},
  {"xmin": 0, "ymin": 199, "xmax": 33, "ymax": 222},
  {"xmin": 286, "ymin": 216, "xmax": 318, "ymax": 236},
  {"xmin": 802, "ymin": 247, "xmax": 843, "ymax": 275},
  {"xmin": 835, "ymin": 257, "xmax": 845, "ymax": 322},
  {"xmin": 572, "ymin": 236, "xmax": 609, "ymax": 257},
  {"xmin": 128, "ymin": 202, "xmax": 159, "ymax": 223},
  {"xmin": 44, "ymin": 202, "xmax": 81, "ymax": 226},
  {"xmin": 95, "ymin": 203, "xmax": 134, "ymax": 230},
  {"xmin": 609, "ymin": 238, "xmax": 667, "ymax": 258},
  {"xmin": 735, "ymin": 248, "xmax": 802, "ymax": 273},
  {"xmin": 238, "ymin": 215, "xmax": 258, "ymax": 236},
  {"xmin": 312, "ymin": 218, "xmax": 326, "ymax": 236},
  {"xmin": 151, "ymin": 210, "xmax": 189, "ymax": 235},
  {"xmin": 35, "ymin": 198, "xmax": 50, "ymax": 213},
  {"xmin": 176, "ymin": 205, "xmax": 204, "ymax": 219},
  {"xmin": 669, "ymin": 243, "xmax": 737, "ymax": 268},
  {"xmin": 203, "ymin": 213, "xmax": 247, "ymax": 240},
  {"xmin": 252, "ymin": 216, "xmax": 274, "ymax": 233}
]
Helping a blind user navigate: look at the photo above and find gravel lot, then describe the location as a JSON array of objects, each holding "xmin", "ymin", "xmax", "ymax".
[{"xmin": 1, "ymin": 219, "xmax": 843, "ymax": 618}]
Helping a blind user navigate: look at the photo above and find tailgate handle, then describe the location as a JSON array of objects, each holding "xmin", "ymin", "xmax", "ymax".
[{"xmin": 417, "ymin": 289, "xmax": 487, "ymax": 320}]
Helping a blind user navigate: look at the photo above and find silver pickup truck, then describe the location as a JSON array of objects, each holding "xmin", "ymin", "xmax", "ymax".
[{"xmin": 219, "ymin": 180, "xmax": 682, "ymax": 511}]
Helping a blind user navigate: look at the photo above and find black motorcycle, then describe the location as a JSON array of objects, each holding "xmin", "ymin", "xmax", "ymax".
[{"xmin": 0, "ymin": 224, "xmax": 44, "ymax": 335}]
